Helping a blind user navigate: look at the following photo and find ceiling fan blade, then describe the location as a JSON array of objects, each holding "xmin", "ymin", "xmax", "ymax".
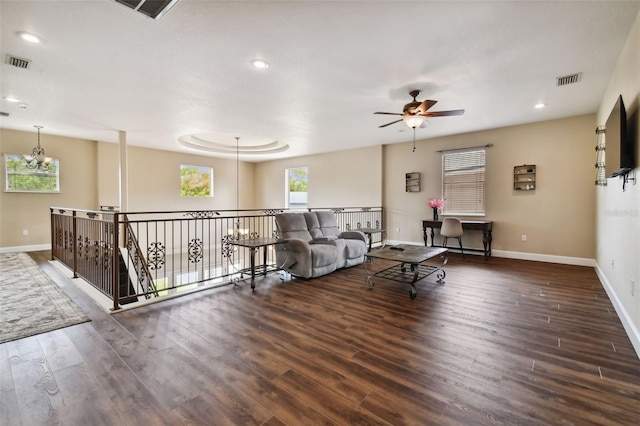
[
  {"xmin": 423, "ymin": 109, "xmax": 465, "ymax": 117},
  {"xmin": 379, "ymin": 119, "xmax": 403, "ymax": 128},
  {"xmin": 374, "ymin": 112, "xmax": 403, "ymax": 116},
  {"xmin": 415, "ymin": 99, "xmax": 437, "ymax": 114}
]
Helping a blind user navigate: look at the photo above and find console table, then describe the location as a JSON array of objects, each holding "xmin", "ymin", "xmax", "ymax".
[{"xmin": 422, "ymin": 220, "xmax": 493, "ymax": 259}]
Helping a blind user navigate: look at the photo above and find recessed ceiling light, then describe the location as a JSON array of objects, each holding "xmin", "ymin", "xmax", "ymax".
[
  {"xmin": 251, "ymin": 59, "xmax": 270, "ymax": 69},
  {"xmin": 3, "ymin": 96, "xmax": 20, "ymax": 103},
  {"xmin": 17, "ymin": 31, "xmax": 41, "ymax": 43},
  {"xmin": 534, "ymin": 103, "xmax": 546, "ymax": 109}
]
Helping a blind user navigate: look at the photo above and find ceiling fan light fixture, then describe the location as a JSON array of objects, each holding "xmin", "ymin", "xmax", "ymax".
[{"xmin": 403, "ymin": 115, "xmax": 426, "ymax": 128}]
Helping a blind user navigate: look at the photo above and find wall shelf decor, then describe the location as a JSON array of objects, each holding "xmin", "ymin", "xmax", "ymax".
[
  {"xmin": 513, "ymin": 165, "xmax": 536, "ymax": 191},
  {"xmin": 405, "ymin": 172, "xmax": 421, "ymax": 192},
  {"xmin": 595, "ymin": 125, "xmax": 607, "ymax": 186}
]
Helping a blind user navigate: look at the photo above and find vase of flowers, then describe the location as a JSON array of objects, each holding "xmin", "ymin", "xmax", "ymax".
[{"xmin": 428, "ymin": 198, "xmax": 444, "ymax": 221}]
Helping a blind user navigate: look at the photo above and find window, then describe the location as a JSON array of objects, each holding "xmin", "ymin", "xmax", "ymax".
[
  {"xmin": 286, "ymin": 167, "xmax": 308, "ymax": 209},
  {"xmin": 4, "ymin": 154, "xmax": 60, "ymax": 193},
  {"xmin": 441, "ymin": 148, "xmax": 485, "ymax": 215},
  {"xmin": 180, "ymin": 165, "xmax": 213, "ymax": 197}
]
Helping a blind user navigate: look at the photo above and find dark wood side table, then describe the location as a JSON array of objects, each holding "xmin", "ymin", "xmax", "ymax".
[
  {"xmin": 229, "ymin": 237, "xmax": 287, "ymax": 290},
  {"xmin": 422, "ymin": 220, "xmax": 493, "ymax": 259},
  {"xmin": 357, "ymin": 227, "xmax": 385, "ymax": 252}
]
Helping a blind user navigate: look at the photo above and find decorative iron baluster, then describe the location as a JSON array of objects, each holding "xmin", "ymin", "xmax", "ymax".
[
  {"xmin": 83, "ymin": 236, "xmax": 91, "ymax": 261},
  {"xmin": 64, "ymin": 230, "xmax": 71, "ymax": 252},
  {"xmin": 188, "ymin": 238, "xmax": 203, "ymax": 263},
  {"xmin": 94, "ymin": 240, "xmax": 101, "ymax": 265},
  {"xmin": 102, "ymin": 241, "xmax": 112, "ymax": 270},
  {"xmin": 77, "ymin": 235, "xmax": 83, "ymax": 259},
  {"xmin": 147, "ymin": 242, "xmax": 166, "ymax": 270},
  {"xmin": 55, "ymin": 227, "xmax": 63, "ymax": 250},
  {"xmin": 221, "ymin": 235, "xmax": 235, "ymax": 259}
]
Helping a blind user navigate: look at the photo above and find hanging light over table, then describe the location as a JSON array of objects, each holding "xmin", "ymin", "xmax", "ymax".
[{"xmin": 24, "ymin": 125, "xmax": 52, "ymax": 170}]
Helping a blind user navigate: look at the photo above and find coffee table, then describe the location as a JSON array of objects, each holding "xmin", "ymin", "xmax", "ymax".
[{"xmin": 364, "ymin": 244, "xmax": 448, "ymax": 299}]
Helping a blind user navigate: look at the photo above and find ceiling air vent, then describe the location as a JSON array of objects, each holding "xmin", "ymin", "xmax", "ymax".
[
  {"xmin": 114, "ymin": 0, "xmax": 181, "ymax": 20},
  {"xmin": 5, "ymin": 54, "xmax": 31, "ymax": 70},
  {"xmin": 556, "ymin": 72, "xmax": 582, "ymax": 87},
  {"xmin": 0, "ymin": 112, "xmax": 10, "ymax": 117}
]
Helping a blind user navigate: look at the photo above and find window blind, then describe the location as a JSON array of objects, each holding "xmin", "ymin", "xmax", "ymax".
[{"xmin": 442, "ymin": 148, "xmax": 485, "ymax": 215}]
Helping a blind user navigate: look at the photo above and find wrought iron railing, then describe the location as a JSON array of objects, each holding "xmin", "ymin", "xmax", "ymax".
[{"xmin": 50, "ymin": 206, "xmax": 383, "ymax": 310}]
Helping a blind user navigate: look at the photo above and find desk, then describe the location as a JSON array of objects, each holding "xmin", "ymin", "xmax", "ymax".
[
  {"xmin": 364, "ymin": 245, "xmax": 448, "ymax": 299},
  {"xmin": 229, "ymin": 237, "xmax": 287, "ymax": 289},
  {"xmin": 358, "ymin": 227, "xmax": 385, "ymax": 252},
  {"xmin": 422, "ymin": 220, "xmax": 493, "ymax": 259}
]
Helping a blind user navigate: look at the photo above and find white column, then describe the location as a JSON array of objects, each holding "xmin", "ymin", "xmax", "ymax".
[{"xmin": 118, "ymin": 131, "xmax": 128, "ymax": 211}]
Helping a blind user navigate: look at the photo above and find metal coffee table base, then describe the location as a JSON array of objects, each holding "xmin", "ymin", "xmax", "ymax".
[{"xmin": 364, "ymin": 246, "xmax": 448, "ymax": 299}]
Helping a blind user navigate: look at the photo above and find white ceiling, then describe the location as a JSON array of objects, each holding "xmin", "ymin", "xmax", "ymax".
[{"xmin": 1, "ymin": 0, "xmax": 639, "ymax": 162}]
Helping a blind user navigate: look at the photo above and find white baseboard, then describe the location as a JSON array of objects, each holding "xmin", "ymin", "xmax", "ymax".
[
  {"xmin": 492, "ymin": 250, "xmax": 595, "ymax": 267},
  {"xmin": 595, "ymin": 264, "xmax": 640, "ymax": 359},
  {"xmin": 384, "ymin": 241, "xmax": 595, "ymax": 267},
  {"xmin": 0, "ymin": 243, "xmax": 51, "ymax": 254}
]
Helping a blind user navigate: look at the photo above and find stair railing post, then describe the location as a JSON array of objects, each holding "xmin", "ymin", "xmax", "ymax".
[
  {"xmin": 50, "ymin": 208, "xmax": 54, "ymax": 261},
  {"xmin": 72, "ymin": 210, "xmax": 78, "ymax": 278},
  {"xmin": 112, "ymin": 212, "xmax": 121, "ymax": 311}
]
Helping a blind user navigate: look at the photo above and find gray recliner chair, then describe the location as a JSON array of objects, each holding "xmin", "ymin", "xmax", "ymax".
[
  {"xmin": 274, "ymin": 211, "xmax": 366, "ymax": 279},
  {"xmin": 309, "ymin": 211, "xmax": 367, "ymax": 268}
]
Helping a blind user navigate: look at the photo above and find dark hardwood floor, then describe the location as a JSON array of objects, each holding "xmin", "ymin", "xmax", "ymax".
[{"xmin": 2, "ymin": 250, "xmax": 640, "ymax": 425}]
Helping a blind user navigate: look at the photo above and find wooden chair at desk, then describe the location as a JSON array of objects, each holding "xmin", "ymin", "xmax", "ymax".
[{"xmin": 440, "ymin": 217, "xmax": 464, "ymax": 258}]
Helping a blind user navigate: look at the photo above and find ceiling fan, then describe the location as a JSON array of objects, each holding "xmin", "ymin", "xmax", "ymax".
[{"xmin": 374, "ymin": 90, "xmax": 465, "ymax": 129}]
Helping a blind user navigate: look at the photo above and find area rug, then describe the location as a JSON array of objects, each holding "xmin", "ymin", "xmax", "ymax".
[{"xmin": 0, "ymin": 252, "xmax": 90, "ymax": 344}]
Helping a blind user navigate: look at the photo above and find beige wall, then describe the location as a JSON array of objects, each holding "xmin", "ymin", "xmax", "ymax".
[
  {"xmin": 383, "ymin": 115, "xmax": 596, "ymax": 260},
  {"xmin": 253, "ymin": 146, "xmax": 383, "ymax": 209},
  {"xmin": 596, "ymin": 10, "xmax": 640, "ymax": 350},
  {"xmin": 97, "ymin": 141, "xmax": 120, "ymax": 208},
  {"xmin": 0, "ymin": 132, "xmax": 254, "ymax": 249},
  {"xmin": 0, "ymin": 129, "xmax": 98, "ymax": 248},
  {"xmin": 96, "ymin": 143, "xmax": 254, "ymax": 212}
]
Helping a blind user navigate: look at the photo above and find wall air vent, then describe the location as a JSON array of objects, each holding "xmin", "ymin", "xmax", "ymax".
[
  {"xmin": 5, "ymin": 55, "xmax": 31, "ymax": 70},
  {"xmin": 114, "ymin": 0, "xmax": 181, "ymax": 20},
  {"xmin": 556, "ymin": 72, "xmax": 582, "ymax": 87}
]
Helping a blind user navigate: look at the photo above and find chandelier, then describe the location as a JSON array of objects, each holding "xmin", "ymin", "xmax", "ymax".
[{"xmin": 24, "ymin": 125, "xmax": 52, "ymax": 170}]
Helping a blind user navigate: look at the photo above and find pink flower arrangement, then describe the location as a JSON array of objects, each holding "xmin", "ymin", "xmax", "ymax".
[{"xmin": 428, "ymin": 198, "xmax": 444, "ymax": 209}]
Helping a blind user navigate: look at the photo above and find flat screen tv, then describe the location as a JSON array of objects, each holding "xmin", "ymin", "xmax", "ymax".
[{"xmin": 605, "ymin": 95, "xmax": 633, "ymax": 178}]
